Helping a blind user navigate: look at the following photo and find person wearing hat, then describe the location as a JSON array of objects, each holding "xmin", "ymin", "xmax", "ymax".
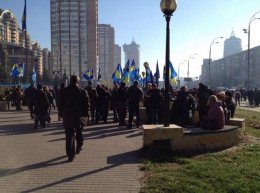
[
  {"xmin": 149, "ymin": 83, "xmax": 162, "ymax": 124},
  {"xmin": 60, "ymin": 75, "xmax": 89, "ymax": 162},
  {"xmin": 126, "ymin": 80, "xmax": 144, "ymax": 128},
  {"xmin": 115, "ymin": 82, "xmax": 127, "ymax": 126},
  {"xmin": 85, "ymin": 81, "xmax": 98, "ymax": 125},
  {"xmin": 34, "ymin": 84, "xmax": 50, "ymax": 129},
  {"xmin": 225, "ymin": 90, "xmax": 236, "ymax": 118}
]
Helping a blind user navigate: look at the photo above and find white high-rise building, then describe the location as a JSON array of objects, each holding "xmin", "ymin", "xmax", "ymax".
[
  {"xmin": 98, "ymin": 24, "xmax": 115, "ymax": 81},
  {"xmin": 51, "ymin": 0, "xmax": 98, "ymax": 81},
  {"xmin": 223, "ymin": 30, "xmax": 242, "ymax": 57},
  {"xmin": 114, "ymin": 44, "xmax": 121, "ymax": 69},
  {"xmin": 123, "ymin": 39, "xmax": 140, "ymax": 68}
]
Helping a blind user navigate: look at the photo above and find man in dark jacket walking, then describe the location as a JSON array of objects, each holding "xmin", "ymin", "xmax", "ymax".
[
  {"xmin": 116, "ymin": 82, "xmax": 127, "ymax": 126},
  {"xmin": 34, "ymin": 84, "xmax": 50, "ymax": 129},
  {"xmin": 24, "ymin": 83, "xmax": 37, "ymax": 119},
  {"xmin": 85, "ymin": 81, "xmax": 98, "ymax": 125},
  {"xmin": 127, "ymin": 81, "xmax": 143, "ymax": 128},
  {"xmin": 60, "ymin": 75, "xmax": 89, "ymax": 162}
]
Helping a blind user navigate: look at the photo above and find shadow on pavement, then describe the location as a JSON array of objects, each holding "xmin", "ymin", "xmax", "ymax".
[
  {"xmin": 47, "ymin": 123, "xmax": 140, "ymax": 142},
  {"xmin": 21, "ymin": 149, "xmax": 141, "ymax": 193},
  {"xmin": 0, "ymin": 122, "xmax": 63, "ymax": 136},
  {"xmin": 0, "ymin": 155, "xmax": 67, "ymax": 178}
]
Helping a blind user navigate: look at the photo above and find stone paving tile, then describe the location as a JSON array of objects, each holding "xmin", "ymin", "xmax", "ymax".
[{"xmin": 0, "ymin": 108, "xmax": 143, "ymax": 193}]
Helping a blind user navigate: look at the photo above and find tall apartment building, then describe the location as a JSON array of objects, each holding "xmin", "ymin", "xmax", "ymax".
[
  {"xmin": 114, "ymin": 44, "xmax": 121, "ymax": 69},
  {"xmin": 0, "ymin": 9, "xmax": 41, "ymax": 80},
  {"xmin": 42, "ymin": 48, "xmax": 52, "ymax": 78},
  {"xmin": 51, "ymin": 0, "xmax": 98, "ymax": 81},
  {"xmin": 98, "ymin": 24, "xmax": 115, "ymax": 81},
  {"xmin": 0, "ymin": 9, "xmax": 19, "ymax": 44},
  {"xmin": 123, "ymin": 39, "xmax": 140, "ymax": 68},
  {"xmin": 223, "ymin": 30, "xmax": 242, "ymax": 57},
  {"xmin": 31, "ymin": 42, "xmax": 43, "ymax": 76}
]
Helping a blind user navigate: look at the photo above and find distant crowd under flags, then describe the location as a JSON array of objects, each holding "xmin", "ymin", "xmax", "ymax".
[{"xmin": 111, "ymin": 59, "xmax": 178, "ymax": 87}]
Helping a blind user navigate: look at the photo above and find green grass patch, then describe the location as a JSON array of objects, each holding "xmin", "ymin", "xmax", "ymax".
[
  {"xmin": 235, "ymin": 108, "xmax": 260, "ymax": 137},
  {"xmin": 141, "ymin": 108, "xmax": 260, "ymax": 193}
]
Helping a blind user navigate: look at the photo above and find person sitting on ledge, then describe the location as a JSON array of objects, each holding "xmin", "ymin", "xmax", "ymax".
[{"xmin": 202, "ymin": 95, "xmax": 225, "ymax": 130}]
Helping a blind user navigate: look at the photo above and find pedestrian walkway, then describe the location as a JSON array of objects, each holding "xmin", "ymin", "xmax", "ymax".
[
  {"xmin": 237, "ymin": 101, "xmax": 260, "ymax": 113},
  {"xmin": 0, "ymin": 108, "xmax": 143, "ymax": 193}
]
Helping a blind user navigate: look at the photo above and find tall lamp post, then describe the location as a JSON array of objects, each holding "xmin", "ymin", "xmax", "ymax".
[
  {"xmin": 187, "ymin": 53, "xmax": 197, "ymax": 78},
  {"xmin": 208, "ymin": 36, "xmax": 223, "ymax": 88},
  {"xmin": 244, "ymin": 11, "xmax": 260, "ymax": 90},
  {"xmin": 160, "ymin": 0, "xmax": 177, "ymax": 127},
  {"xmin": 178, "ymin": 60, "xmax": 186, "ymax": 88},
  {"xmin": 143, "ymin": 62, "xmax": 149, "ymax": 90}
]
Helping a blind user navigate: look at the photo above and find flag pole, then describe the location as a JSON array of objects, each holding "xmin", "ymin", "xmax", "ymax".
[{"xmin": 22, "ymin": 0, "xmax": 28, "ymax": 83}]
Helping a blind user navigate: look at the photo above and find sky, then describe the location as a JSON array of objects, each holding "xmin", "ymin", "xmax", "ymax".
[{"xmin": 1, "ymin": 0, "xmax": 260, "ymax": 79}]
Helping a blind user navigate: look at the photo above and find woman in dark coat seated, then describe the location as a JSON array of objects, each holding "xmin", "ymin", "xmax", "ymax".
[{"xmin": 202, "ymin": 95, "xmax": 225, "ymax": 130}]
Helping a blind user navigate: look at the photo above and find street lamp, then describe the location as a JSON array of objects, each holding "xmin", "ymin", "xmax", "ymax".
[
  {"xmin": 244, "ymin": 11, "xmax": 260, "ymax": 90},
  {"xmin": 178, "ymin": 59, "xmax": 186, "ymax": 88},
  {"xmin": 187, "ymin": 53, "xmax": 197, "ymax": 78},
  {"xmin": 160, "ymin": 0, "xmax": 177, "ymax": 127},
  {"xmin": 208, "ymin": 36, "xmax": 223, "ymax": 88},
  {"xmin": 143, "ymin": 62, "xmax": 149, "ymax": 90}
]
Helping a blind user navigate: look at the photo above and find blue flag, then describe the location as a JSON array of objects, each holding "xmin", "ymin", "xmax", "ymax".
[
  {"xmin": 82, "ymin": 69, "xmax": 93, "ymax": 81},
  {"xmin": 154, "ymin": 60, "xmax": 160, "ymax": 86},
  {"xmin": 22, "ymin": 0, "xmax": 27, "ymax": 31},
  {"xmin": 123, "ymin": 59, "xmax": 130, "ymax": 74},
  {"xmin": 10, "ymin": 64, "xmax": 19, "ymax": 78},
  {"xmin": 163, "ymin": 62, "xmax": 177, "ymax": 85},
  {"xmin": 115, "ymin": 64, "xmax": 123, "ymax": 80},
  {"xmin": 130, "ymin": 59, "xmax": 135, "ymax": 72},
  {"xmin": 10, "ymin": 63, "xmax": 24, "ymax": 78},
  {"xmin": 154, "ymin": 61, "xmax": 160, "ymax": 79},
  {"xmin": 31, "ymin": 65, "xmax": 36, "ymax": 83},
  {"xmin": 18, "ymin": 63, "xmax": 24, "ymax": 77},
  {"xmin": 122, "ymin": 60, "xmax": 130, "ymax": 83}
]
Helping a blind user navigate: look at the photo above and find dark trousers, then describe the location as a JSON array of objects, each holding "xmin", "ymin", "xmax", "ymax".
[
  {"xmin": 90, "ymin": 105, "xmax": 96, "ymax": 124},
  {"xmin": 28, "ymin": 104, "xmax": 34, "ymax": 118},
  {"xmin": 117, "ymin": 102, "xmax": 126, "ymax": 125},
  {"xmin": 128, "ymin": 101, "xmax": 140, "ymax": 127},
  {"xmin": 112, "ymin": 107, "xmax": 118, "ymax": 122},
  {"xmin": 151, "ymin": 109, "xmax": 159, "ymax": 124},
  {"xmin": 65, "ymin": 127, "xmax": 83, "ymax": 160},
  {"xmin": 34, "ymin": 113, "xmax": 47, "ymax": 129}
]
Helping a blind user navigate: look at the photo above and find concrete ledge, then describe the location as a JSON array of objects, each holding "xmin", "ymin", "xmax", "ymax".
[
  {"xmin": 0, "ymin": 101, "xmax": 10, "ymax": 111},
  {"xmin": 183, "ymin": 125, "xmax": 240, "ymax": 135},
  {"xmin": 139, "ymin": 107, "xmax": 147, "ymax": 124},
  {"xmin": 142, "ymin": 118, "xmax": 245, "ymax": 152},
  {"xmin": 143, "ymin": 124, "xmax": 183, "ymax": 148}
]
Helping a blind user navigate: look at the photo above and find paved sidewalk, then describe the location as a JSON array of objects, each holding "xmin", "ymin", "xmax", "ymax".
[
  {"xmin": 236, "ymin": 101, "xmax": 260, "ymax": 113},
  {"xmin": 0, "ymin": 108, "xmax": 143, "ymax": 193}
]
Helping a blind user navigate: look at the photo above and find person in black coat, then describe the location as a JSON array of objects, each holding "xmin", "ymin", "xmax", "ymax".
[
  {"xmin": 56, "ymin": 83, "xmax": 65, "ymax": 121},
  {"xmin": 116, "ymin": 82, "xmax": 127, "ymax": 126},
  {"xmin": 24, "ymin": 84, "xmax": 37, "ymax": 119},
  {"xmin": 225, "ymin": 91, "xmax": 236, "ymax": 118},
  {"xmin": 149, "ymin": 83, "xmax": 162, "ymax": 124},
  {"xmin": 126, "ymin": 81, "xmax": 143, "ymax": 128},
  {"xmin": 196, "ymin": 83, "xmax": 212, "ymax": 125},
  {"xmin": 175, "ymin": 86, "xmax": 189, "ymax": 126},
  {"xmin": 85, "ymin": 81, "xmax": 98, "ymax": 125},
  {"xmin": 34, "ymin": 84, "xmax": 50, "ymax": 129},
  {"xmin": 110, "ymin": 84, "xmax": 119, "ymax": 122},
  {"xmin": 60, "ymin": 75, "xmax": 89, "ymax": 162}
]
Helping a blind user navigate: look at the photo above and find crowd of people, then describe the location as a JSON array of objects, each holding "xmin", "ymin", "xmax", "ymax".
[{"xmin": 1, "ymin": 77, "xmax": 260, "ymax": 161}]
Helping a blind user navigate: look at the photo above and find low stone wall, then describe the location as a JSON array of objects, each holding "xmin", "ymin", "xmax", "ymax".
[
  {"xmin": 0, "ymin": 101, "xmax": 10, "ymax": 111},
  {"xmin": 142, "ymin": 118, "xmax": 245, "ymax": 152}
]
